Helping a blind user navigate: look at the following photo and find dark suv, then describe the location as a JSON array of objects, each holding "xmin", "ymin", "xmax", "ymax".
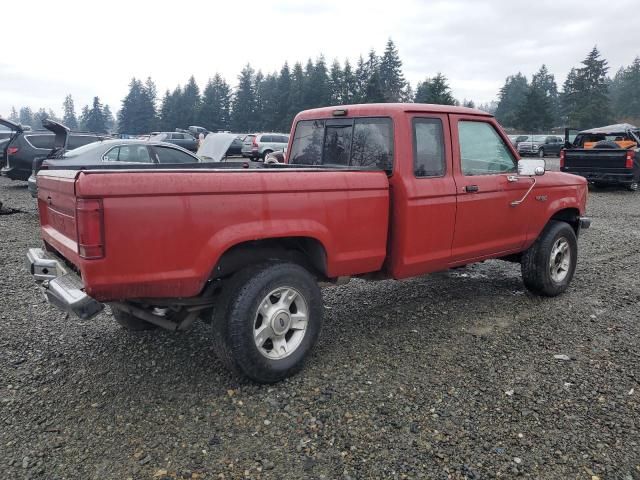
[{"xmin": 0, "ymin": 119, "xmax": 106, "ymax": 181}]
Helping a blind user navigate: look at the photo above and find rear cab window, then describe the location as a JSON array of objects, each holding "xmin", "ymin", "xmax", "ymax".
[{"xmin": 289, "ymin": 117, "xmax": 393, "ymax": 171}]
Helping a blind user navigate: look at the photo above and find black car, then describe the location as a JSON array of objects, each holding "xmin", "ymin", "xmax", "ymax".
[
  {"xmin": 0, "ymin": 118, "xmax": 107, "ymax": 181},
  {"xmin": 28, "ymin": 126, "xmax": 201, "ymax": 197},
  {"xmin": 226, "ymin": 135, "xmax": 245, "ymax": 156},
  {"xmin": 149, "ymin": 132, "xmax": 198, "ymax": 151}
]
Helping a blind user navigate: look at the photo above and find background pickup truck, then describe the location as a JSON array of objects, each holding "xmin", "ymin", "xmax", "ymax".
[
  {"xmin": 561, "ymin": 123, "xmax": 640, "ymax": 191},
  {"xmin": 28, "ymin": 103, "xmax": 590, "ymax": 383}
]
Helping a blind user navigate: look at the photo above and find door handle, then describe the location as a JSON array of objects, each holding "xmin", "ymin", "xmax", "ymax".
[{"xmin": 465, "ymin": 185, "xmax": 479, "ymax": 193}]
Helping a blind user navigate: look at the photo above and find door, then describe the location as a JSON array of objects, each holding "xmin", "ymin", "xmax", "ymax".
[
  {"xmin": 450, "ymin": 116, "xmax": 530, "ymax": 263},
  {"xmin": 390, "ymin": 114, "xmax": 458, "ymax": 278}
]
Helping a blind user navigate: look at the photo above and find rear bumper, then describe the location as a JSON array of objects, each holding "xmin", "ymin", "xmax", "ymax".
[
  {"xmin": 561, "ymin": 168, "xmax": 636, "ymax": 184},
  {"xmin": 26, "ymin": 248, "xmax": 103, "ymax": 320}
]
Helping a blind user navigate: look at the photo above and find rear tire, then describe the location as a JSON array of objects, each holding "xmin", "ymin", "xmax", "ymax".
[
  {"xmin": 538, "ymin": 148, "xmax": 545, "ymax": 158},
  {"xmin": 111, "ymin": 306, "xmax": 158, "ymax": 331},
  {"xmin": 211, "ymin": 263, "xmax": 323, "ymax": 383},
  {"xmin": 521, "ymin": 220, "xmax": 577, "ymax": 297}
]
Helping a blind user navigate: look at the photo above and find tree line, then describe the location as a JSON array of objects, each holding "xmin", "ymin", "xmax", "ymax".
[
  {"xmin": 495, "ymin": 47, "xmax": 640, "ymax": 132},
  {"xmin": 5, "ymin": 42, "xmax": 640, "ymax": 135},
  {"xmin": 6, "ymin": 95, "xmax": 115, "ymax": 133}
]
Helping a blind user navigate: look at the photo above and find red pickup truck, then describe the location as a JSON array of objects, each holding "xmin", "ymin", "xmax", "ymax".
[{"xmin": 28, "ymin": 103, "xmax": 590, "ymax": 382}]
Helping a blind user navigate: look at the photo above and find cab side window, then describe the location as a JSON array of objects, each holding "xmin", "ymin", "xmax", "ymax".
[
  {"xmin": 413, "ymin": 118, "xmax": 445, "ymax": 177},
  {"xmin": 458, "ymin": 121, "xmax": 516, "ymax": 175}
]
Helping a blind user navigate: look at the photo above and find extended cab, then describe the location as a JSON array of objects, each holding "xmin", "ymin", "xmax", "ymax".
[
  {"xmin": 27, "ymin": 104, "xmax": 590, "ymax": 382},
  {"xmin": 561, "ymin": 123, "xmax": 639, "ymax": 191}
]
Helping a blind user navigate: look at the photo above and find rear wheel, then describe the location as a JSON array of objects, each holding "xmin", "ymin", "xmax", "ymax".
[
  {"xmin": 262, "ymin": 150, "xmax": 273, "ymax": 160},
  {"xmin": 211, "ymin": 263, "xmax": 323, "ymax": 383},
  {"xmin": 111, "ymin": 305, "xmax": 158, "ymax": 331},
  {"xmin": 538, "ymin": 148, "xmax": 545, "ymax": 158},
  {"xmin": 521, "ymin": 221, "xmax": 577, "ymax": 296}
]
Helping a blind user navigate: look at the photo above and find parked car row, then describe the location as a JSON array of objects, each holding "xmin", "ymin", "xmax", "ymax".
[{"xmin": 241, "ymin": 133, "xmax": 290, "ymax": 160}]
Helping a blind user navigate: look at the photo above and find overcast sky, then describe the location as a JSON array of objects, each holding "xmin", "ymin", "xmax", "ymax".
[{"xmin": 2, "ymin": 0, "xmax": 639, "ymax": 118}]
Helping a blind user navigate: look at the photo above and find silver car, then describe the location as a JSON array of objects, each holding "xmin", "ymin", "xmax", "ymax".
[{"xmin": 241, "ymin": 133, "xmax": 290, "ymax": 160}]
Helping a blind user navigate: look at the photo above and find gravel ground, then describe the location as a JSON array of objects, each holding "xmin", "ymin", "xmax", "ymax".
[{"xmin": 0, "ymin": 168, "xmax": 639, "ymax": 480}]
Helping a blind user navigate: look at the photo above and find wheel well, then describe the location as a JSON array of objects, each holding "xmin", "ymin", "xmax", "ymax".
[
  {"xmin": 211, "ymin": 237, "xmax": 328, "ymax": 281},
  {"xmin": 549, "ymin": 208, "xmax": 580, "ymax": 234}
]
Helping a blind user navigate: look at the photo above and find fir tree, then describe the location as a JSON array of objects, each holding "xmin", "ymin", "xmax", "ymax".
[
  {"xmin": 103, "ymin": 105, "xmax": 115, "ymax": 132},
  {"xmin": 275, "ymin": 63, "xmax": 292, "ymax": 131},
  {"xmin": 85, "ymin": 97, "xmax": 107, "ymax": 133},
  {"xmin": 415, "ymin": 73, "xmax": 456, "ymax": 105},
  {"xmin": 329, "ymin": 59, "xmax": 343, "ymax": 105},
  {"xmin": 19, "ymin": 107, "xmax": 34, "ymax": 127},
  {"xmin": 341, "ymin": 60, "xmax": 356, "ymax": 104},
  {"xmin": 610, "ymin": 57, "xmax": 640, "ymax": 123},
  {"xmin": 8, "ymin": 107, "xmax": 19, "ymax": 122},
  {"xmin": 378, "ymin": 39, "xmax": 406, "ymax": 102},
  {"xmin": 494, "ymin": 73, "xmax": 529, "ymax": 128},
  {"xmin": 232, "ymin": 64, "xmax": 256, "ymax": 132},
  {"xmin": 62, "ymin": 95, "xmax": 78, "ymax": 129},
  {"xmin": 200, "ymin": 73, "xmax": 232, "ymax": 131}
]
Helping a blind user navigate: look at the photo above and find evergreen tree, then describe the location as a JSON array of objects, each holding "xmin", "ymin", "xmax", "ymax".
[
  {"xmin": 494, "ymin": 73, "xmax": 529, "ymax": 128},
  {"xmin": 231, "ymin": 64, "xmax": 256, "ymax": 132},
  {"xmin": 78, "ymin": 105, "xmax": 90, "ymax": 131},
  {"xmin": 19, "ymin": 107, "xmax": 34, "ymax": 127},
  {"xmin": 341, "ymin": 60, "xmax": 357, "ymax": 104},
  {"xmin": 199, "ymin": 73, "xmax": 232, "ymax": 131},
  {"xmin": 85, "ymin": 97, "xmax": 107, "ymax": 133},
  {"xmin": 328, "ymin": 59, "xmax": 343, "ymax": 105},
  {"xmin": 275, "ymin": 63, "xmax": 292, "ymax": 131},
  {"xmin": 562, "ymin": 47, "xmax": 611, "ymax": 128},
  {"xmin": 610, "ymin": 57, "xmax": 640, "ymax": 123},
  {"xmin": 415, "ymin": 73, "xmax": 456, "ymax": 105},
  {"xmin": 62, "ymin": 95, "xmax": 78, "ymax": 129},
  {"xmin": 287, "ymin": 62, "xmax": 306, "ymax": 124},
  {"xmin": 378, "ymin": 39, "xmax": 406, "ymax": 102},
  {"xmin": 257, "ymin": 73, "xmax": 279, "ymax": 131},
  {"xmin": 516, "ymin": 65, "xmax": 556, "ymax": 132},
  {"xmin": 308, "ymin": 56, "xmax": 330, "ymax": 107},
  {"xmin": 180, "ymin": 75, "xmax": 201, "ymax": 127},
  {"xmin": 253, "ymin": 71, "xmax": 266, "ymax": 129},
  {"xmin": 462, "ymin": 99, "xmax": 476, "ymax": 108},
  {"xmin": 103, "ymin": 105, "xmax": 115, "ymax": 132},
  {"xmin": 32, "ymin": 108, "xmax": 49, "ymax": 129},
  {"xmin": 353, "ymin": 55, "xmax": 369, "ymax": 103},
  {"xmin": 118, "ymin": 77, "xmax": 158, "ymax": 134},
  {"xmin": 8, "ymin": 107, "xmax": 19, "ymax": 122},
  {"xmin": 364, "ymin": 70, "xmax": 385, "ymax": 103}
]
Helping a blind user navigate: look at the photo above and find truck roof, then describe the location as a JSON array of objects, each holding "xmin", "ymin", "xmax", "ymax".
[{"xmin": 295, "ymin": 103, "xmax": 492, "ymax": 120}]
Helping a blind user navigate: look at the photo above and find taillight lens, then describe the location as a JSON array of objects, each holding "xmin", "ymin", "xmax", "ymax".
[
  {"xmin": 559, "ymin": 150, "xmax": 565, "ymax": 168},
  {"xmin": 76, "ymin": 198, "xmax": 104, "ymax": 259},
  {"xmin": 252, "ymin": 136, "xmax": 258, "ymax": 149},
  {"xmin": 625, "ymin": 150, "xmax": 635, "ymax": 168},
  {"xmin": 7, "ymin": 146, "xmax": 18, "ymax": 155}
]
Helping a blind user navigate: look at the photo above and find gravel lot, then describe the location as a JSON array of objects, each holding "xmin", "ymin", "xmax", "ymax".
[{"xmin": 1, "ymin": 165, "xmax": 639, "ymax": 479}]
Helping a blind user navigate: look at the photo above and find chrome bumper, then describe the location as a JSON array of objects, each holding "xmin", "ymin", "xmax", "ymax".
[{"xmin": 26, "ymin": 248, "xmax": 104, "ymax": 320}]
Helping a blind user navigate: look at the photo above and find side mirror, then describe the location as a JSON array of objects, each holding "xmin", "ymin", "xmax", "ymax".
[{"xmin": 518, "ymin": 158, "xmax": 545, "ymax": 176}]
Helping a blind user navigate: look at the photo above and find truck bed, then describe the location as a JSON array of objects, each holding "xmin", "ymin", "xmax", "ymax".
[{"xmin": 37, "ymin": 167, "xmax": 390, "ymax": 301}]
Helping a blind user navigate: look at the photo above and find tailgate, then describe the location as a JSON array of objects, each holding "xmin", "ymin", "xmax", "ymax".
[
  {"xmin": 563, "ymin": 149, "xmax": 628, "ymax": 172},
  {"xmin": 37, "ymin": 170, "xmax": 81, "ymax": 265}
]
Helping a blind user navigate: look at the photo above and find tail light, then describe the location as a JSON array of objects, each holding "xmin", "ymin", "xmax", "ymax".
[
  {"xmin": 7, "ymin": 146, "xmax": 18, "ymax": 156},
  {"xmin": 76, "ymin": 198, "xmax": 104, "ymax": 259},
  {"xmin": 625, "ymin": 150, "xmax": 635, "ymax": 169},
  {"xmin": 252, "ymin": 136, "xmax": 258, "ymax": 149},
  {"xmin": 559, "ymin": 150, "xmax": 565, "ymax": 168}
]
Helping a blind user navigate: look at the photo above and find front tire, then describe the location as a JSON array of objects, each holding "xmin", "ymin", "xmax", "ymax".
[
  {"xmin": 538, "ymin": 148, "xmax": 545, "ymax": 158},
  {"xmin": 521, "ymin": 220, "xmax": 577, "ymax": 296},
  {"xmin": 211, "ymin": 263, "xmax": 323, "ymax": 383}
]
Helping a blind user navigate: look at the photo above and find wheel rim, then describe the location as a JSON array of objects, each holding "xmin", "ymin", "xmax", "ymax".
[
  {"xmin": 253, "ymin": 286, "xmax": 308, "ymax": 360},
  {"xmin": 549, "ymin": 237, "xmax": 571, "ymax": 283},
  {"xmin": 538, "ymin": 149, "xmax": 544, "ymax": 158}
]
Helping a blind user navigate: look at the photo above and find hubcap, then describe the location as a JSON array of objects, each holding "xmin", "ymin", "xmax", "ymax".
[
  {"xmin": 549, "ymin": 237, "xmax": 571, "ymax": 283},
  {"xmin": 253, "ymin": 287, "xmax": 308, "ymax": 360}
]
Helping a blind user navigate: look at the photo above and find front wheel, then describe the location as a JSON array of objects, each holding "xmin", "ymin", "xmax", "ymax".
[
  {"xmin": 521, "ymin": 220, "xmax": 577, "ymax": 296},
  {"xmin": 211, "ymin": 263, "xmax": 323, "ymax": 383},
  {"xmin": 538, "ymin": 148, "xmax": 545, "ymax": 158}
]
